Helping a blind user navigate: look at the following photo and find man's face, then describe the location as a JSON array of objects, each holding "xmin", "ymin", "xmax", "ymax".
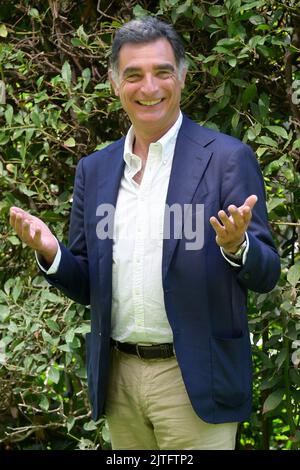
[{"xmin": 109, "ymin": 38, "xmax": 186, "ymax": 138}]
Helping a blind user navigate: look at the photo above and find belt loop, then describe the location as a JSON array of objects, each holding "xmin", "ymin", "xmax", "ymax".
[{"xmin": 135, "ymin": 344, "xmax": 142, "ymax": 359}]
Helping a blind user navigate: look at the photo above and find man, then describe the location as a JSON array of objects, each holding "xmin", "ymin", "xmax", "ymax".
[{"xmin": 9, "ymin": 17, "xmax": 280, "ymax": 450}]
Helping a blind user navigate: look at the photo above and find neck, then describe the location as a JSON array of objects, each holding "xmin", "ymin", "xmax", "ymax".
[{"xmin": 132, "ymin": 114, "xmax": 179, "ymax": 161}]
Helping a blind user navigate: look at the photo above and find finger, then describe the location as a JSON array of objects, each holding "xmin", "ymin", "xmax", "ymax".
[
  {"xmin": 21, "ymin": 218, "xmax": 33, "ymax": 241},
  {"xmin": 14, "ymin": 213, "xmax": 26, "ymax": 236},
  {"xmin": 217, "ymin": 210, "xmax": 236, "ymax": 233},
  {"xmin": 9, "ymin": 207, "xmax": 21, "ymax": 228},
  {"xmin": 239, "ymin": 205, "xmax": 253, "ymax": 226},
  {"xmin": 209, "ymin": 216, "xmax": 227, "ymax": 238},
  {"xmin": 228, "ymin": 205, "xmax": 245, "ymax": 228},
  {"xmin": 33, "ymin": 226, "xmax": 42, "ymax": 245},
  {"xmin": 243, "ymin": 194, "xmax": 258, "ymax": 210},
  {"xmin": 9, "ymin": 210, "xmax": 17, "ymax": 229}
]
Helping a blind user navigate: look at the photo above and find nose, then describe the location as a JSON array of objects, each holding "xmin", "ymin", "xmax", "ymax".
[{"xmin": 140, "ymin": 73, "xmax": 159, "ymax": 95}]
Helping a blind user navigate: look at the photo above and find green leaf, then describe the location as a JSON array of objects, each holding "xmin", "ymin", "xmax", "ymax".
[
  {"xmin": 29, "ymin": 8, "xmax": 40, "ymax": 19},
  {"xmin": 275, "ymin": 348, "xmax": 288, "ymax": 370},
  {"xmin": 42, "ymin": 330, "xmax": 53, "ymax": 344},
  {"xmin": 242, "ymin": 83, "xmax": 257, "ymax": 106},
  {"xmin": 210, "ymin": 62, "xmax": 219, "ymax": 77},
  {"xmin": 65, "ymin": 328, "xmax": 75, "ymax": 344},
  {"xmin": 209, "ymin": 6, "xmax": 227, "ymax": 17},
  {"xmin": 75, "ymin": 324, "xmax": 91, "ymax": 335},
  {"xmin": 263, "ymin": 389, "xmax": 284, "ymax": 414},
  {"xmin": 249, "ymin": 35, "xmax": 266, "ymax": 48},
  {"xmin": 0, "ymin": 24, "xmax": 8, "ymax": 37},
  {"xmin": 292, "ymin": 139, "xmax": 300, "ymax": 150},
  {"xmin": 0, "ymin": 305, "xmax": 10, "ymax": 321},
  {"xmin": 19, "ymin": 184, "xmax": 36, "ymax": 197},
  {"xmin": 39, "ymin": 395, "xmax": 49, "ymax": 411},
  {"xmin": 239, "ymin": 0, "xmax": 266, "ymax": 12},
  {"xmin": 83, "ymin": 420, "xmax": 98, "ymax": 431},
  {"xmin": 64, "ymin": 137, "xmax": 76, "ymax": 147},
  {"xmin": 62, "ymin": 61, "xmax": 72, "ymax": 86},
  {"xmin": 71, "ymin": 38, "xmax": 83, "ymax": 47},
  {"xmin": 287, "ymin": 263, "xmax": 300, "ymax": 287},
  {"xmin": 259, "ymin": 375, "xmax": 281, "ymax": 391},
  {"xmin": 42, "ymin": 292, "xmax": 64, "ymax": 304},
  {"xmin": 0, "ymin": 133, "xmax": 9, "ymax": 145},
  {"xmin": 256, "ymin": 136, "xmax": 277, "ymax": 147},
  {"xmin": 5, "ymin": 104, "xmax": 13, "ymax": 126},
  {"xmin": 8, "ymin": 236, "xmax": 21, "ymax": 246},
  {"xmin": 67, "ymin": 416, "xmax": 76, "ymax": 432},
  {"xmin": 266, "ymin": 126, "xmax": 288, "ymax": 140},
  {"xmin": 48, "ymin": 365, "xmax": 60, "ymax": 384},
  {"xmin": 228, "ymin": 57, "xmax": 237, "ymax": 67},
  {"xmin": 82, "ymin": 68, "xmax": 91, "ymax": 91},
  {"xmin": 46, "ymin": 319, "xmax": 60, "ymax": 333},
  {"xmin": 30, "ymin": 111, "xmax": 41, "ymax": 127},
  {"xmin": 76, "ymin": 25, "xmax": 88, "ymax": 42},
  {"xmin": 12, "ymin": 282, "xmax": 22, "ymax": 302},
  {"xmin": 290, "ymin": 369, "xmax": 300, "ymax": 386},
  {"xmin": 267, "ymin": 197, "xmax": 285, "ymax": 213},
  {"xmin": 176, "ymin": 2, "xmax": 190, "ymax": 16}
]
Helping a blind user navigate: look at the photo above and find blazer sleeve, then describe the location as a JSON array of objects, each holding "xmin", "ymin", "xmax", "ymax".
[
  {"xmin": 42, "ymin": 157, "xmax": 90, "ymax": 305},
  {"xmin": 220, "ymin": 143, "xmax": 280, "ymax": 293}
]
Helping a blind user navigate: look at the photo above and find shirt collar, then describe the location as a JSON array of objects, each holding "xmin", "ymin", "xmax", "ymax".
[{"xmin": 123, "ymin": 111, "xmax": 183, "ymax": 169}]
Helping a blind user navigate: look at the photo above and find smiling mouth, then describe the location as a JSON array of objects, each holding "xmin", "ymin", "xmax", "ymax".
[{"xmin": 136, "ymin": 99, "xmax": 164, "ymax": 106}]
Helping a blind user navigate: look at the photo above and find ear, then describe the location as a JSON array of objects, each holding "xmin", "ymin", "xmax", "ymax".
[
  {"xmin": 108, "ymin": 69, "xmax": 119, "ymax": 97},
  {"xmin": 180, "ymin": 67, "xmax": 187, "ymax": 89}
]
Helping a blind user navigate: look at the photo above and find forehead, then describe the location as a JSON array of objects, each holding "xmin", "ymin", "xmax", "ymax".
[{"xmin": 118, "ymin": 38, "xmax": 177, "ymax": 71}]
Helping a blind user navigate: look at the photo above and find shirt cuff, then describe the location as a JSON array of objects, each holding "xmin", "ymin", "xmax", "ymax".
[
  {"xmin": 35, "ymin": 239, "xmax": 61, "ymax": 275},
  {"xmin": 220, "ymin": 232, "xmax": 249, "ymax": 267}
]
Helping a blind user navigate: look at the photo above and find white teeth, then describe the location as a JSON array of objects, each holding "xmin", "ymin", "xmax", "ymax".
[{"xmin": 138, "ymin": 99, "xmax": 162, "ymax": 106}]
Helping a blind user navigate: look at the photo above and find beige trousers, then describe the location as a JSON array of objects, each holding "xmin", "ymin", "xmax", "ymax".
[{"xmin": 105, "ymin": 348, "xmax": 238, "ymax": 450}]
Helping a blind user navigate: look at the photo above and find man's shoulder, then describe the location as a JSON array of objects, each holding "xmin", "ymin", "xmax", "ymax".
[{"xmin": 181, "ymin": 115, "xmax": 248, "ymax": 152}]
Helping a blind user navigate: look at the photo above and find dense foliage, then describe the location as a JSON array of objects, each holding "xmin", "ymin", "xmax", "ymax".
[{"xmin": 0, "ymin": 0, "xmax": 299, "ymax": 450}]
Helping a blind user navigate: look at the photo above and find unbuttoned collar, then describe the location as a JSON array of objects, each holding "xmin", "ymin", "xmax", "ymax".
[{"xmin": 123, "ymin": 111, "xmax": 183, "ymax": 171}]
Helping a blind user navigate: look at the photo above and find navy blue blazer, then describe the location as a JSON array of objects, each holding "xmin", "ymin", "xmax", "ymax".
[{"xmin": 45, "ymin": 115, "xmax": 280, "ymax": 424}]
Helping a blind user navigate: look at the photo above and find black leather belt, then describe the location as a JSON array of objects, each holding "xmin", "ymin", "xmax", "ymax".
[{"xmin": 111, "ymin": 339, "xmax": 174, "ymax": 359}]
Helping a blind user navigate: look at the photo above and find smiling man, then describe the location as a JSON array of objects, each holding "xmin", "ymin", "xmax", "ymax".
[{"xmin": 9, "ymin": 16, "xmax": 280, "ymax": 450}]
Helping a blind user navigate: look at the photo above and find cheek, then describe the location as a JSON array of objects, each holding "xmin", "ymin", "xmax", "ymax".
[{"xmin": 119, "ymin": 85, "xmax": 135, "ymax": 103}]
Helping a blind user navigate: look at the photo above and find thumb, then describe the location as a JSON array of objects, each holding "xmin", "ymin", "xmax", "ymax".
[{"xmin": 243, "ymin": 194, "xmax": 258, "ymax": 210}]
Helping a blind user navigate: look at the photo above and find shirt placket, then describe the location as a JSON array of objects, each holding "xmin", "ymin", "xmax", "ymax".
[{"xmin": 132, "ymin": 146, "xmax": 159, "ymax": 334}]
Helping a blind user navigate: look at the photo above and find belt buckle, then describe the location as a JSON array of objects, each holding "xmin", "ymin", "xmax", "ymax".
[{"xmin": 135, "ymin": 342, "xmax": 153, "ymax": 359}]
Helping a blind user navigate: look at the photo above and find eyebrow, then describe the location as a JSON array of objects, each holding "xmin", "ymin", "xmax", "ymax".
[{"xmin": 122, "ymin": 63, "xmax": 176, "ymax": 77}]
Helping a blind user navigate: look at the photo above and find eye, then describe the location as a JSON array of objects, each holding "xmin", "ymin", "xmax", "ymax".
[
  {"xmin": 124, "ymin": 74, "xmax": 141, "ymax": 83},
  {"xmin": 157, "ymin": 70, "xmax": 171, "ymax": 79}
]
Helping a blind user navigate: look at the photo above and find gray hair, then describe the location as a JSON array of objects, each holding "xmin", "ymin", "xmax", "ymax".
[{"xmin": 110, "ymin": 16, "xmax": 187, "ymax": 83}]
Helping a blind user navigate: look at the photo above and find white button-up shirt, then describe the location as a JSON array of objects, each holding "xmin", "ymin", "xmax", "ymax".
[{"xmin": 111, "ymin": 113, "xmax": 183, "ymax": 344}]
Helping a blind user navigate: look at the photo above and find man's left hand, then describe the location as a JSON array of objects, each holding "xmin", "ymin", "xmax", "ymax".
[{"xmin": 209, "ymin": 195, "xmax": 258, "ymax": 254}]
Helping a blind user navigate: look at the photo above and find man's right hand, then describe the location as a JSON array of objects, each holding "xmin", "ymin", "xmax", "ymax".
[{"xmin": 9, "ymin": 206, "xmax": 58, "ymax": 266}]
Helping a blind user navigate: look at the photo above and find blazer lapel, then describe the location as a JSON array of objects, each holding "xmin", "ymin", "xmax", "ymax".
[
  {"xmin": 96, "ymin": 139, "xmax": 125, "ymax": 277},
  {"xmin": 162, "ymin": 118, "xmax": 214, "ymax": 280}
]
